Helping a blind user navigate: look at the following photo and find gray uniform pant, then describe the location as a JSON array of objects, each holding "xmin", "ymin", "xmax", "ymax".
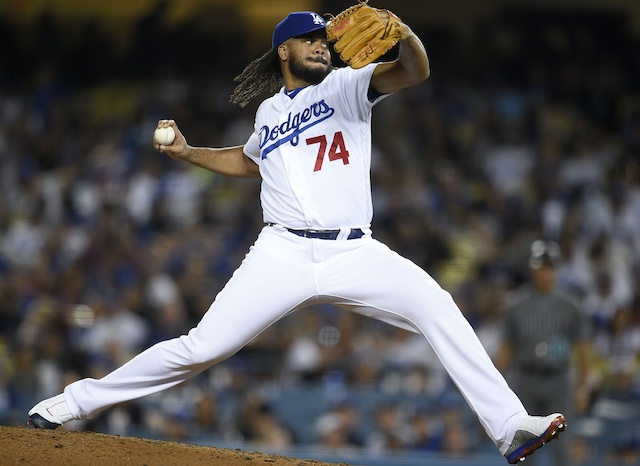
[{"xmin": 514, "ymin": 370, "xmax": 573, "ymax": 466}]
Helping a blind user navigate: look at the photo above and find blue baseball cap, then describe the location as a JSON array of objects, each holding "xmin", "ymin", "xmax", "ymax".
[{"xmin": 272, "ymin": 11, "xmax": 327, "ymax": 48}]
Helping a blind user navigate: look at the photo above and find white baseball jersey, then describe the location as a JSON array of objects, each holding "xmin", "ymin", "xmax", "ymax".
[{"xmin": 244, "ymin": 64, "xmax": 387, "ymax": 230}]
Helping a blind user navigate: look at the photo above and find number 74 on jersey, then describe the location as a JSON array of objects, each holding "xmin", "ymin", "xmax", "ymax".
[{"xmin": 306, "ymin": 131, "xmax": 350, "ymax": 172}]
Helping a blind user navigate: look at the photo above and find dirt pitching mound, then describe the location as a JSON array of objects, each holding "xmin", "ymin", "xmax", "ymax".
[{"xmin": 0, "ymin": 426, "xmax": 347, "ymax": 466}]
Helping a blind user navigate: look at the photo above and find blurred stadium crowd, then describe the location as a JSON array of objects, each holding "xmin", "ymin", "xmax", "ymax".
[{"xmin": 1, "ymin": 2, "xmax": 640, "ymax": 465}]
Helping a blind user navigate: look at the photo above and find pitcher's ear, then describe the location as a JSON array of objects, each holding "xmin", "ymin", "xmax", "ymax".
[{"xmin": 278, "ymin": 44, "xmax": 288, "ymax": 61}]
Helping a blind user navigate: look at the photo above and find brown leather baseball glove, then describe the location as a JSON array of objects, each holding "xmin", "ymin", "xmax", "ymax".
[{"xmin": 325, "ymin": 1, "xmax": 403, "ymax": 69}]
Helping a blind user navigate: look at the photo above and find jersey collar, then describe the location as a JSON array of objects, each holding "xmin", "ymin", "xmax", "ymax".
[{"xmin": 284, "ymin": 87, "xmax": 306, "ymax": 99}]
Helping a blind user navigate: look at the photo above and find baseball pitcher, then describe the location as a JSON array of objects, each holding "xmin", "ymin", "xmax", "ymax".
[{"xmin": 29, "ymin": 3, "xmax": 565, "ymax": 463}]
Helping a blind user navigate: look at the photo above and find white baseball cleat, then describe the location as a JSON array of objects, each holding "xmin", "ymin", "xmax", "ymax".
[
  {"xmin": 504, "ymin": 413, "xmax": 566, "ymax": 464},
  {"xmin": 27, "ymin": 393, "xmax": 74, "ymax": 429}
]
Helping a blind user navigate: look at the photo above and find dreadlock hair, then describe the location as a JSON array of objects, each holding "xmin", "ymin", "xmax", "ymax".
[{"xmin": 230, "ymin": 47, "xmax": 283, "ymax": 108}]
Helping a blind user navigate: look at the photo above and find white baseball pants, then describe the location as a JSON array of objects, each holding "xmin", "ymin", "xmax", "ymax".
[{"xmin": 64, "ymin": 225, "xmax": 525, "ymax": 453}]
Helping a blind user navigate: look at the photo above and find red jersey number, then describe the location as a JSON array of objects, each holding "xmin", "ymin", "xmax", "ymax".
[{"xmin": 306, "ymin": 131, "xmax": 350, "ymax": 172}]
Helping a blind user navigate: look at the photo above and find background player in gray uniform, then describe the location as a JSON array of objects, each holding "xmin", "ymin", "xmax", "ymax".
[
  {"xmin": 28, "ymin": 8, "xmax": 566, "ymax": 464},
  {"xmin": 497, "ymin": 240, "xmax": 592, "ymax": 465}
]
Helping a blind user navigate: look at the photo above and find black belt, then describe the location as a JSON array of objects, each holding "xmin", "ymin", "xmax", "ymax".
[{"xmin": 267, "ymin": 223, "xmax": 364, "ymax": 240}]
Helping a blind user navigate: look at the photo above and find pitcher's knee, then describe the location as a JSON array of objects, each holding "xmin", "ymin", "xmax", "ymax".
[
  {"xmin": 402, "ymin": 287, "xmax": 462, "ymax": 324},
  {"xmin": 177, "ymin": 333, "xmax": 238, "ymax": 367}
]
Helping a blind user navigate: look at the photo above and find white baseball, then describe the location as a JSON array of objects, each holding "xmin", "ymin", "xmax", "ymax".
[{"xmin": 154, "ymin": 126, "xmax": 175, "ymax": 145}]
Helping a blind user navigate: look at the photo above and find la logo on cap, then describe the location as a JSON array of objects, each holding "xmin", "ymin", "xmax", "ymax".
[{"xmin": 311, "ymin": 13, "xmax": 324, "ymax": 24}]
